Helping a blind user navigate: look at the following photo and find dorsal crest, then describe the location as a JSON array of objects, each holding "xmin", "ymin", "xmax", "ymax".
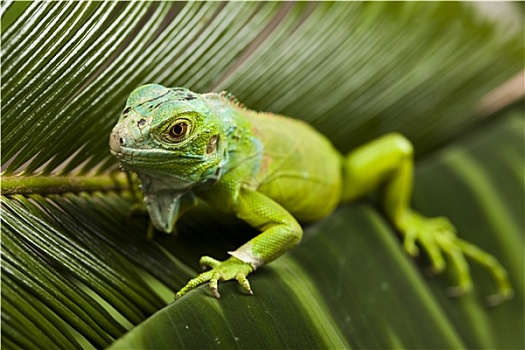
[{"xmin": 218, "ymin": 91, "xmax": 245, "ymax": 109}]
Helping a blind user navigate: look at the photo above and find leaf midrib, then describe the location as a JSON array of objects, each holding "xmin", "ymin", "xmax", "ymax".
[{"xmin": 1, "ymin": 172, "xmax": 128, "ymax": 195}]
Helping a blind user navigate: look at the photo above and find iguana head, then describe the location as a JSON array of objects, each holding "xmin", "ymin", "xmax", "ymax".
[
  {"xmin": 110, "ymin": 84, "xmax": 229, "ymax": 232},
  {"xmin": 109, "ymin": 84, "xmax": 226, "ymax": 187}
]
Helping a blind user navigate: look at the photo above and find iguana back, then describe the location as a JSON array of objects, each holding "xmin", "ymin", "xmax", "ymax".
[{"xmin": 201, "ymin": 93, "xmax": 343, "ymax": 223}]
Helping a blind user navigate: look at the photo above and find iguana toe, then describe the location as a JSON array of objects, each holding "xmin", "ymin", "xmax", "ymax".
[{"xmin": 175, "ymin": 256, "xmax": 254, "ymax": 299}]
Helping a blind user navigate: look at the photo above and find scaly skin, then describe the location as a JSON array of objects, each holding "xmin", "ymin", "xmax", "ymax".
[{"xmin": 109, "ymin": 84, "xmax": 513, "ymax": 304}]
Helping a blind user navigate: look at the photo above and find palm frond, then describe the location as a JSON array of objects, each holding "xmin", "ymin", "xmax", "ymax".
[{"xmin": 1, "ymin": 2, "xmax": 523, "ymax": 348}]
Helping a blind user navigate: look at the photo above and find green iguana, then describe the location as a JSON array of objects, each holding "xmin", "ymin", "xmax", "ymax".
[{"xmin": 109, "ymin": 84, "xmax": 512, "ymax": 305}]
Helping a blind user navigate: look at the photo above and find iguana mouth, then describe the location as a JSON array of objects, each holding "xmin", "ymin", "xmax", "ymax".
[{"xmin": 110, "ymin": 145, "xmax": 175, "ymax": 160}]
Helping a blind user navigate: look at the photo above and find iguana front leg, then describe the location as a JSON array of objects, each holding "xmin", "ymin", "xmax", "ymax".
[
  {"xmin": 175, "ymin": 187, "xmax": 302, "ymax": 299},
  {"xmin": 342, "ymin": 133, "xmax": 513, "ymax": 305}
]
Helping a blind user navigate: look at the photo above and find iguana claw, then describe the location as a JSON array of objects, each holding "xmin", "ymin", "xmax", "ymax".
[
  {"xmin": 400, "ymin": 211, "xmax": 513, "ymax": 303},
  {"xmin": 175, "ymin": 256, "xmax": 254, "ymax": 299}
]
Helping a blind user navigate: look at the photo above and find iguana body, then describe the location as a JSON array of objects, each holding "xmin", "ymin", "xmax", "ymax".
[{"xmin": 109, "ymin": 84, "xmax": 512, "ymax": 304}]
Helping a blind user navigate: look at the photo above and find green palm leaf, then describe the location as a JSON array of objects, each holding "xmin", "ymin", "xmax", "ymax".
[{"xmin": 1, "ymin": 2, "xmax": 523, "ymax": 349}]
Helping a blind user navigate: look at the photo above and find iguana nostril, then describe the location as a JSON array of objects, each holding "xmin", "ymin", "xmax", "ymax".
[{"xmin": 109, "ymin": 128, "xmax": 123, "ymax": 153}]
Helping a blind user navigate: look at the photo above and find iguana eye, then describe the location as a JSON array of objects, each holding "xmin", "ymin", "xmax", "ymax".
[{"xmin": 167, "ymin": 121, "xmax": 190, "ymax": 141}]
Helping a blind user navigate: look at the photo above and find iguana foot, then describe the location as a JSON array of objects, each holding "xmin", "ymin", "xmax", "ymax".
[
  {"xmin": 175, "ymin": 256, "xmax": 254, "ymax": 299},
  {"xmin": 400, "ymin": 211, "xmax": 513, "ymax": 305}
]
